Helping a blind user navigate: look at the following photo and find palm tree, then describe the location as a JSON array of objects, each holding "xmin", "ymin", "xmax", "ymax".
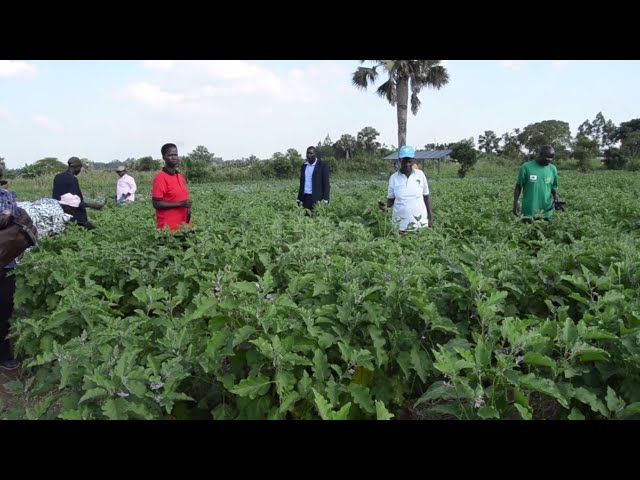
[{"xmin": 352, "ymin": 60, "xmax": 449, "ymax": 148}]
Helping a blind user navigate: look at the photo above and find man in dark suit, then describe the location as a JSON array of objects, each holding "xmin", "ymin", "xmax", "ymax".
[{"xmin": 296, "ymin": 146, "xmax": 330, "ymax": 210}]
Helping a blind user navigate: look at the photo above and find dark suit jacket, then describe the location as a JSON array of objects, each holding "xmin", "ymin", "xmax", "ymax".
[{"xmin": 297, "ymin": 159, "xmax": 330, "ymax": 204}]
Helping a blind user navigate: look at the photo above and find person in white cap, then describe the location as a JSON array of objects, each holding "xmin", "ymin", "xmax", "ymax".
[
  {"xmin": 115, "ymin": 166, "xmax": 137, "ymax": 203},
  {"xmin": 379, "ymin": 145, "xmax": 433, "ymax": 232}
]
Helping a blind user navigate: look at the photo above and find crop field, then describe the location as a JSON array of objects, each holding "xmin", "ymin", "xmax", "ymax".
[{"xmin": 2, "ymin": 171, "xmax": 640, "ymax": 420}]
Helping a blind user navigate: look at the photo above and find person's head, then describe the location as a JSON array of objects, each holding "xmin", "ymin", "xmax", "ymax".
[
  {"xmin": 398, "ymin": 145, "xmax": 416, "ymax": 174},
  {"xmin": 116, "ymin": 165, "xmax": 127, "ymax": 177},
  {"xmin": 67, "ymin": 157, "xmax": 83, "ymax": 175},
  {"xmin": 0, "ymin": 180, "xmax": 7, "ymax": 189},
  {"xmin": 306, "ymin": 146, "xmax": 317, "ymax": 164},
  {"xmin": 161, "ymin": 143, "xmax": 179, "ymax": 169},
  {"xmin": 537, "ymin": 145, "xmax": 555, "ymax": 166}
]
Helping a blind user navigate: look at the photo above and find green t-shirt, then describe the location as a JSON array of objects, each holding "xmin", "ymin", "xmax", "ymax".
[{"xmin": 516, "ymin": 161, "xmax": 558, "ymax": 219}]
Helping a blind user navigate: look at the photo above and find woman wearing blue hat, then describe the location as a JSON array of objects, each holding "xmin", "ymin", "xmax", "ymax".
[{"xmin": 379, "ymin": 145, "xmax": 433, "ymax": 231}]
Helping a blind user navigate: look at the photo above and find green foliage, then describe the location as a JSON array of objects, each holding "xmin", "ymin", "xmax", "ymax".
[
  {"xmin": 517, "ymin": 120, "xmax": 572, "ymax": 159},
  {"xmin": 6, "ymin": 170, "xmax": 640, "ymax": 420},
  {"xmin": 450, "ymin": 139, "xmax": 478, "ymax": 178}
]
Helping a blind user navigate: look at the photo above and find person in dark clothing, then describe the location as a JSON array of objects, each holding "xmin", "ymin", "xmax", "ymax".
[
  {"xmin": 52, "ymin": 157, "xmax": 103, "ymax": 230},
  {"xmin": 296, "ymin": 146, "xmax": 330, "ymax": 210},
  {"xmin": 0, "ymin": 162, "xmax": 21, "ymax": 370}
]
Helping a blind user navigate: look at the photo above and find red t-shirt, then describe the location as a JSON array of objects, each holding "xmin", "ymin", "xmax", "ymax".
[{"xmin": 151, "ymin": 170, "xmax": 192, "ymax": 230}]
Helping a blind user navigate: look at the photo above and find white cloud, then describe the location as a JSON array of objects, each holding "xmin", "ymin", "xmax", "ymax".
[
  {"xmin": 33, "ymin": 114, "xmax": 63, "ymax": 131},
  {"xmin": 142, "ymin": 60, "xmax": 176, "ymax": 72},
  {"xmin": 501, "ymin": 60, "xmax": 527, "ymax": 71},
  {"xmin": 0, "ymin": 60, "xmax": 39, "ymax": 78},
  {"xmin": 117, "ymin": 81, "xmax": 185, "ymax": 108},
  {"xmin": 551, "ymin": 60, "xmax": 570, "ymax": 70},
  {"xmin": 128, "ymin": 60, "xmax": 329, "ymax": 105},
  {"xmin": 0, "ymin": 107, "xmax": 10, "ymax": 119}
]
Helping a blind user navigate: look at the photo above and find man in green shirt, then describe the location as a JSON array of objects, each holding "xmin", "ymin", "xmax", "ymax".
[{"xmin": 512, "ymin": 145, "xmax": 561, "ymax": 222}]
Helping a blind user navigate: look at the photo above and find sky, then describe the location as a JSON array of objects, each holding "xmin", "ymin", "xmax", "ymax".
[{"xmin": 1, "ymin": 60, "xmax": 639, "ymax": 169}]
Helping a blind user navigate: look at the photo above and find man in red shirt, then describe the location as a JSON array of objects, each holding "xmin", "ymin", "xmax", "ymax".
[{"xmin": 152, "ymin": 143, "xmax": 192, "ymax": 230}]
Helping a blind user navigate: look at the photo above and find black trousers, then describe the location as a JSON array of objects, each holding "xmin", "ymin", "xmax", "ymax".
[
  {"xmin": 302, "ymin": 194, "xmax": 315, "ymax": 210},
  {"xmin": 0, "ymin": 268, "xmax": 16, "ymax": 362}
]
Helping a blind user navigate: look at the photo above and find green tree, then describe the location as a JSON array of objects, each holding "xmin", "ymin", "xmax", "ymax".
[
  {"xmin": 334, "ymin": 134, "xmax": 358, "ymax": 160},
  {"xmin": 603, "ymin": 147, "xmax": 627, "ymax": 170},
  {"xmin": 573, "ymin": 136, "xmax": 599, "ymax": 172},
  {"xmin": 136, "ymin": 156, "xmax": 162, "ymax": 171},
  {"xmin": 517, "ymin": 120, "xmax": 572, "ymax": 158},
  {"xmin": 357, "ymin": 126, "xmax": 381, "ymax": 154},
  {"xmin": 450, "ymin": 138, "xmax": 478, "ymax": 178},
  {"xmin": 352, "ymin": 60, "xmax": 449, "ymax": 147},
  {"xmin": 478, "ymin": 130, "xmax": 499, "ymax": 154}
]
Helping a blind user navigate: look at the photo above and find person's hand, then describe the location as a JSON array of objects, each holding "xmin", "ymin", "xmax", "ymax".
[
  {"xmin": 512, "ymin": 203, "xmax": 520, "ymax": 216},
  {"xmin": 0, "ymin": 212, "xmax": 12, "ymax": 229},
  {"xmin": 428, "ymin": 218, "xmax": 434, "ymax": 228},
  {"xmin": 378, "ymin": 202, "xmax": 388, "ymax": 212},
  {"xmin": 125, "ymin": 193, "xmax": 131, "ymax": 198}
]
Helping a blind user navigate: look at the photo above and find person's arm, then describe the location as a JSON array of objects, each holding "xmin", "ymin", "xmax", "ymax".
[
  {"xmin": 322, "ymin": 162, "xmax": 330, "ymax": 203},
  {"xmin": 151, "ymin": 174, "xmax": 190, "ymax": 209},
  {"xmin": 152, "ymin": 199, "xmax": 191, "ymax": 209},
  {"xmin": 380, "ymin": 178, "xmax": 395, "ymax": 211},
  {"xmin": 297, "ymin": 165, "xmax": 304, "ymax": 204},
  {"xmin": 512, "ymin": 184, "xmax": 522, "ymax": 215},
  {"xmin": 422, "ymin": 172, "xmax": 433, "ymax": 227},
  {"xmin": 551, "ymin": 167, "xmax": 560, "ymax": 202},
  {"xmin": 52, "ymin": 173, "xmax": 69, "ymax": 200},
  {"xmin": 127, "ymin": 176, "xmax": 137, "ymax": 197},
  {"xmin": 513, "ymin": 164, "xmax": 527, "ymax": 215}
]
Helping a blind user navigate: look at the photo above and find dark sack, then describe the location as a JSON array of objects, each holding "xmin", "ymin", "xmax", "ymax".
[{"xmin": 0, "ymin": 207, "xmax": 38, "ymax": 268}]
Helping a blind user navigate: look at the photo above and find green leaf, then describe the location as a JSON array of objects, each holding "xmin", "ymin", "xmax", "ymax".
[
  {"xmin": 275, "ymin": 295, "xmax": 298, "ymax": 309},
  {"xmin": 275, "ymin": 370, "xmax": 296, "ymax": 397},
  {"xmin": 233, "ymin": 281, "xmax": 258, "ymax": 295},
  {"xmin": 583, "ymin": 329, "xmax": 617, "ymax": 340},
  {"xmin": 573, "ymin": 387, "xmax": 609, "ymax": 417},
  {"xmin": 396, "ymin": 351, "xmax": 413, "ymax": 380},
  {"xmin": 562, "ymin": 318, "xmax": 578, "ymax": 345},
  {"xmin": 523, "ymin": 352, "xmax": 556, "ymax": 370},
  {"xmin": 79, "ymin": 387, "xmax": 108, "ymax": 404},
  {"xmin": 575, "ymin": 345, "xmax": 611, "ymax": 362},
  {"xmin": 279, "ymin": 392, "xmax": 301, "ymax": 414},
  {"xmin": 230, "ymin": 375, "xmax": 272, "ymax": 399},
  {"xmin": 333, "ymin": 402, "xmax": 352, "ymax": 420},
  {"xmin": 58, "ymin": 409, "xmax": 83, "ymax": 420},
  {"xmin": 233, "ymin": 325, "xmax": 257, "ymax": 347},
  {"xmin": 568, "ymin": 407, "xmax": 585, "ymax": 420},
  {"xmin": 102, "ymin": 398, "xmax": 129, "ymax": 420},
  {"xmin": 375, "ymin": 400, "xmax": 394, "ymax": 420},
  {"xmin": 513, "ymin": 387, "xmax": 529, "ymax": 408},
  {"xmin": 348, "ymin": 384, "xmax": 375, "ymax": 414},
  {"xmin": 514, "ymin": 404, "xmax": 532, "ymax": 420},
  {"xmin": 313, "ymin": 282, "xmax": 330, "ymax": 297},
  {"xmin": 312, "ymin": 349, "xmax": 330, "ymax": 381},
  {"xmin": 2, "ymin": 380, "xmax": 24, "ymax": 396},
  {"xmin": 519, "ymin": 373, "xmax": 569, "ymax": 409},
  {"xmin": 625, "ymin": 402, "xmax": 640, "ymax": 414},
  {"xmin": 368, "ymin": 325, "xmax": 388, "ymax": 367},
  {"xmin": 606, "ymin": 386, "xmax": 625, "ymax": 416},
  {"xmin": 474, "ymin": 339, "xmax": 491, "ymax": 368},
  {"xmin": 477, "ymin": 405, "xmax": 500, "ymax": 419},
  {"xmin": 127, "ymin": 380, "xmax": 147, "ymax": 398},
  {"xmin": 313, "ymin": 389, "xmax": 333, "ymax": 420},
  {"xmin": 414, "ymin": 381, "xmax": 459, "ymax": 407},
  {"xmin": 411, "ymin": 344, "xmax": 431, "ymax": 383}
]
